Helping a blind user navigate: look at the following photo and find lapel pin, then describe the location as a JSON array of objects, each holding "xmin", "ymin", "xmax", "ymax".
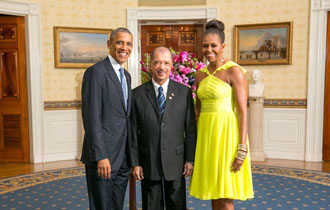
[
  {"xmin": 171, "ymin": 93, "xmax": 175, "ymax": 96},
  {"xmin": 169, "ymin": 96, "xmax": 172, "ymax": 100}
]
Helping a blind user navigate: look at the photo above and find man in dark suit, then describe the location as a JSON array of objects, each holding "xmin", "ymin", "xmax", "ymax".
[
  {"xmin": 130, "ymin": 47, "xmax": 197, "ymax": 210},
  {"xmin": 81, "ymin": 27, "xmax": 133, "ymax": 210}
]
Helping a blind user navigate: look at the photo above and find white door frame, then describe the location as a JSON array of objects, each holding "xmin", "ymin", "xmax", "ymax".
[
  {"xmin": 127, "ymin": 7, "xmax": 217, "ymax": 88},
  {"xmin": 306, "ymin": 0, "xmax": 330, "ymax": 161},
  {"xmin": 0, "ymin": 0, "xmax": 44, "ymax": 163}
]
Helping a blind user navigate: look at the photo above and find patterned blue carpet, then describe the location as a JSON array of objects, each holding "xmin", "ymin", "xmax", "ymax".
[{"xmin": 0, "ymin": 165, "xmax": 329, "ymax": 210}]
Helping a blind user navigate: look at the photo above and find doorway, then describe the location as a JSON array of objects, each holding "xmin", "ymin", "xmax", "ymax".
[
  {"xmin": 0, "ymin": 15, "xmax": 30, "ymax": 162},
  {"xmin": 140, "ymin": 23, "xmax": 204, "ymax": 61}
]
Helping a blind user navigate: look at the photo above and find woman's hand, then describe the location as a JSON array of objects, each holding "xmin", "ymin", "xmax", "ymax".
[{"xmin": 231, "ymin": 158, "xmax": 244, "ymax": 173}]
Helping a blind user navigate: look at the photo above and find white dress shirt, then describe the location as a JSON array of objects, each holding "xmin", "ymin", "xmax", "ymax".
[
  {"xmin": 152, "ymin": 78, "xmax": 169, "ymax": 99},
  {"xmin": 108, "ymin": 55, "xmax": 128, "ymax": 96}
]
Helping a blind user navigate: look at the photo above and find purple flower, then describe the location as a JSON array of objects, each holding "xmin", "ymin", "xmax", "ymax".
[{"xmin": 179, "ymin": 51, "xmax": 189, "ymax": 63}]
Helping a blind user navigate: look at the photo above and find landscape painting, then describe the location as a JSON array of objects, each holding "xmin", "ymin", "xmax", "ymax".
[
  {"xmin": 54, "ymin": 27, "xmax": 112, "ymax": 68},
  {"xmin": 234, "ymin": 22, "xmax": 292, "ymax": 65}
]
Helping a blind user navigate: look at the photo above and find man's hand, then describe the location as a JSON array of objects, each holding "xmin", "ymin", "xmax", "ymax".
[
  {"xmin": 132, "ymin": 166, "xmax": 144, "ymax": 180},
  {"xmin": 183, "ymin": 162, "xmax": 194, "ymax": 178},
  {"xmin": 97, "ymin": 158, "xmax": 111, "ymax": 179}
]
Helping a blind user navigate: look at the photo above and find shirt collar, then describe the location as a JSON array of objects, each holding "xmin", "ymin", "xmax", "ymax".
[
  {"xmin": 152, "ymin": 78, "xmax": 169, "ymax": 97},
  {"xmin": 108, "ymin": 55, "xmax": 122, "ymax": 72},
  {"xmin": 152, "ymin": 78, "xmax": 169, "ymax": 89}
]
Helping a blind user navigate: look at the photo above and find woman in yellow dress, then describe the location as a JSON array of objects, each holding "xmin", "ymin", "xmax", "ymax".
[{"xmin": 189, "ymin": 19, "xmax": 254, "ymax": 210}]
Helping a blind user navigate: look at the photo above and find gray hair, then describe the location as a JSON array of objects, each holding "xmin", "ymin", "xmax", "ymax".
[{"xmin": 109, "ymin": 27, "xmax": 133, "ymax": 43}]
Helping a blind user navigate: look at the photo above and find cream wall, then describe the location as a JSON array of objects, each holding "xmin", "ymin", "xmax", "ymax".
[
  {"xmin": 16, "ymin": 0, "xmax": 309, "ymax": 100},
  {"xmin": 17, "ymin": 0, "xmax": 138, "ymax": 101},
  {"xmin": 209, "ymin": 0, "xmax": 310, "ymax": 98}
]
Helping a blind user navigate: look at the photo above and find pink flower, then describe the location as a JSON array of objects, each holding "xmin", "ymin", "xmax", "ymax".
[
  {"xmin": 178, "ymin": 65, "xmax": 190, "ymax": 74},
  {"xmin": 184, "ymin": 67, "xmax": 191, "ymax": 74},
  {"xmin": 196, "ymin": 62, "xmax": 206, "ymax": 70},
  {"xmin": 173, "ymin": 54, "xmax": 180, "ymax": 63},
  {"xmin": 192, "ymin": 92, "xmax": 196, "ymax": 99},
  {"xmin": 179, "ymin": 51, "xmax": 189, "ymax": 63},
  {"xmin": 140, "ymin": 48, "xmax": 206, "ymax": 100},
  {"xmin": 191, "ymin": 83, "xmax": 197, "ymax": 91},
  {"xmin": 178, "ymin": 65, "xmax": 185, "ymax": 72}
]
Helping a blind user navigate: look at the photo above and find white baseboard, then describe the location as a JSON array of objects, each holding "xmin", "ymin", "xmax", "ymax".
[
  {"xmin": 42, "ymin": 153, "xmax": 80, "ymax": 163},
  {"xmin": 265, "ymin": 151, "xmax": 305, "ymax": 161}
]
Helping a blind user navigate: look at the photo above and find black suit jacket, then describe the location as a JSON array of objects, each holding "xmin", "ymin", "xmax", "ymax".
[
  {"xmin": 81, "ymin": 57, "xmax": 132, "ymax": 172},
  {"xmin": 130, "ymin": 80, "xmax": 197, "ymax": 181}
]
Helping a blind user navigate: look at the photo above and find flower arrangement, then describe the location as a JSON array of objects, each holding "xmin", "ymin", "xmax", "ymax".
[{"xmin": 140, "ymin": 48, "xmax": 206, "ymax": 94}]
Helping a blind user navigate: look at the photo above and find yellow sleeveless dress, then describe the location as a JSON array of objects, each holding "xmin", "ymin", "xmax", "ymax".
[{"xmin": 190, "ymin": 61, "xmax": 254, "ymax": 200}]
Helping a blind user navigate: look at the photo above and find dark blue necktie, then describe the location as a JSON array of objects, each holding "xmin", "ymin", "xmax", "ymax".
[
  {"xmin": 158, "ymin": 86, "xmax": 165, "ymax": 116},
  {"xmin": 119, "ymin": 67, "xmax": 127, "ymax": 111}
]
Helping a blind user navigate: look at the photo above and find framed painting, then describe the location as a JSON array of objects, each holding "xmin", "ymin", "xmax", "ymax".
[
  {"xmin": 233, "ymin": 22, "xmax": 292, "ymax": 65},
  {"xmin": 54, "ymin": 27, "xmax": 112, "ymax": 68}
]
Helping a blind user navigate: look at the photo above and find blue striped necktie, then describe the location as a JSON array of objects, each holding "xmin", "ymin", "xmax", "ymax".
[
  {"xmin": 119, "ymin": 67, "xmax": 128, "ymax": 111},
  {"xmin": 158, "ymin": 86, "xmax": 165, "ymax": 116}
]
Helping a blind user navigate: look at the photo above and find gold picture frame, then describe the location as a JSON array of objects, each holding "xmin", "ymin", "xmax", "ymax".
[
  {"xmin": 233, "ymin": 22, "xmax": 293, "ymax": 65},
  {"xmin": 54, "ymin": 27, "xmax": 112, "ymax": 68}
]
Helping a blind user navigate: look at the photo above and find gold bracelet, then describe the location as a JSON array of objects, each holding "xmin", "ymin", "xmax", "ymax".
[
  {"xmin": 238, "ymin": 144, "xmax": 248, "ymax": 152},
  {"xmin": 236, "ymin": 150, "xmax": 247, "ymax": 161}
]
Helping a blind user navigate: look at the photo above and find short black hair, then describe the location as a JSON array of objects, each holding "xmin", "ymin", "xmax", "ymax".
[
  {"xmin": 203, "ymin": 19, "xmax": 225, "ymax": 43},
  {"xmin": 110, "ymin": 27, "xmax": 133, "ymax": 43}
]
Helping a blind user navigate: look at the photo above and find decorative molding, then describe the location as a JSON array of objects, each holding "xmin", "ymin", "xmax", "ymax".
[
  {"xmin": 263, "ymin": 99, "xmax": 307, "ymax": 108},
  {"xmin": 207, "ymin": 7, "xmax": 217, "ymax": 20},
  {"xmin": 312, "ymin": 0, "xmax": 321, "ymax": 9},
  {"xmin": 311, "ymin": 0, "xmax": 330, "ymax": 10},
  {"xmin": 43, "ymin": 110, "xmax": 83, "ymax": 162},
  {"xmin": 321, "ymin": 0, "xmax": 330, "ymax": 8},
  {"xmin": 28, "ymin": 3, "xmax": 39, "ymax": 15},
  {"xmin": 306, "ymin": 0, "xmax": 329, "ymax": 162},
  {"xmin": 127, "ymin": 8, "xmax": 137, "ymax": 20},
  {"xmin": 263, "ymin": 108, "xmax": 306, "ymax": 161},
  {"xmin": 44, "ymin": 100, "xmax": 82, "ymax": 110},
  {"xmin": 138, "ymin": 0, "xmax": 206, "ymax": 6},
  {"xmin": 43, "ymin": 99, "xmax": 307, "ymax": 110},
  {"xmin": 0, "ymin": 1, "xmax": 44, "ymax": 163},
  {"xmin": 127, "ymin": 7, "xmax": 217, "ymax": 88},
  {"xmin": 0, "ymin": 1, "xmax": 29, "ymax": 15}
]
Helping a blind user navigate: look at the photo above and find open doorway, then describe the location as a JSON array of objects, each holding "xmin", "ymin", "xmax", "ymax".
[{"xmin": 140, "ymin": 20, "xmax": 204, "ymax": 62}]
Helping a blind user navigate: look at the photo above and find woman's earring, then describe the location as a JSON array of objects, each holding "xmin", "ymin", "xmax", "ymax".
[{"xmin": 220, "ymin": 58, "xmax": 224, "ymax": 62}]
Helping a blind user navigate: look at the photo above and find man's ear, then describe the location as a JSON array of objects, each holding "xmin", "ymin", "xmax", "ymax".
[{"xmin": 107, "ymin": 40, "xmax": 111, "ymax": 49}]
